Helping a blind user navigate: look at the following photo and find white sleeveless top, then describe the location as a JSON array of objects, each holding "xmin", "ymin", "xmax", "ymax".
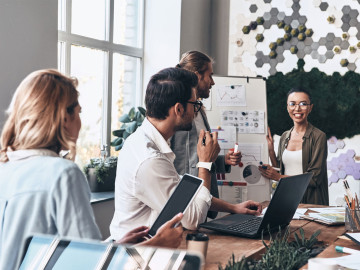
[{"xmin": 282, "ymin": 149, "xmax": 303, "ymax": 175}]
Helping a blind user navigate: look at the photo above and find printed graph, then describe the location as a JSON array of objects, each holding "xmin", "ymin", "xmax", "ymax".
[{"xmin": 215, "ymin": 85, "xmax": 246, "ymax": 106}]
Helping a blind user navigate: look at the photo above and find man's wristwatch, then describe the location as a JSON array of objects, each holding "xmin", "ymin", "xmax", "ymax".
[{"xmin": 196, "ymin": 162, "xmax": 216, "ymax": 173}]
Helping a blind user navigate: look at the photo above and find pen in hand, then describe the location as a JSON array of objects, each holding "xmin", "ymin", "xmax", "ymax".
[
  {"xmin": 202, "ymin": 133, "xmax": 213, "ymax": 145},
  {"xmin": 234, "ymin": 143, "xmax": 239, "ymax": 153}
]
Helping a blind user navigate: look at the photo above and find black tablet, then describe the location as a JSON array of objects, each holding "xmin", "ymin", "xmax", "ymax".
[{"xmin": 148, "ymin": 174, "xmax": 203, "ymax": 237}]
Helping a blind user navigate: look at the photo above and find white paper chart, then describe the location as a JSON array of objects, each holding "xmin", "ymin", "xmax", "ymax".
[
  {"xmin": 210, "ymin": 126, "xmax": 236, "ymax": 150},
  {"xmin": 237, "ymin": 143, "xmax": 263, "ymax": 162},
  {"xmin": 215, "ymin": 85, "xmax": 246, "ymax": 106},
  {"xmin": 206, "ymin": 76, "xmax": 270, "ymax": 203},
  {"xmin": 221, "ymin": 110, "xmax": 265, "ymax": 133}
]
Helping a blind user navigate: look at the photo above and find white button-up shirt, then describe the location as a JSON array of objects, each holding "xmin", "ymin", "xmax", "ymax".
[{"xmin": 110, "ymin": 118, "xmax": 212, "ymax": 240}]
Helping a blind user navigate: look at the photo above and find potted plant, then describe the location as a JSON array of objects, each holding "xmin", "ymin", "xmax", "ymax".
[
  {"xmin": 83, "ymin": 106, "xmax": 146, "ymax": 192},
  {"xmin": 84, "ymin": 156, "xmax": 118, "ymax": 192},
  {"xmin": 219, "ymin": 227, "xmax": 322, "ymax": 270},
  {"xmin": 111, "ymin": 106, "xmax": 146, "ymax": 151}
]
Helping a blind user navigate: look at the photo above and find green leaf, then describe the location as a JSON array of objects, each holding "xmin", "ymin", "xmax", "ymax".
[
  {"xmin": 125, "ymin": 121, "xmax": 137, "ymax": 133},
  {"xmin": 294, "ymin": 232, "xmax": 300, "ymax": 247},
  {"xmin": 115, "ymin": 144, "xmax": 123, "ymax": 151},
  {"xmin": 111, "ymin": 106, "xmax": 146, "ymax": 151},
  {"xmin": 112, "ymin": 128, "xmax": 125, "ymax": 137},
  {"xmin": 138, "ymin": 106, "xmax": 146, "ymax": 116},
  {"xmin": 300, "ymin": 228, "xmax": 305, "ymax": 245},
  {"xmin": 128, "ymin": 107, "xmax": 135, "ymax": 120},
  {"xmin": 119, "ymin": 114, "xmax": 131, "ymax": 123},
  {"xmin": 110, "ymin": 137, "xmax": 123, "ymax": 146},
  {"xmin": 134, "ymin": 111, "xmax": 142, "ymax": 122},
  {"xmin": 123, "ymin": 131, "xmax": 131, "ymax": 139}
]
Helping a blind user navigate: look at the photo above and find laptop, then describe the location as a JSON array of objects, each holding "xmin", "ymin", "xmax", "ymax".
[{"xmin": 200, "ymin": 172, "xmax": 312, "ymax": 238}]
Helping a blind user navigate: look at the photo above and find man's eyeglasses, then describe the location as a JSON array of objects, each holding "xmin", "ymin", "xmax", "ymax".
[
  {"xmin": 187, "ymin": 100, "xmax": 203, "ymax": 112},
  {"xmin": 288, "ymin": 101, "xmax": 311, "ymax": 110}
]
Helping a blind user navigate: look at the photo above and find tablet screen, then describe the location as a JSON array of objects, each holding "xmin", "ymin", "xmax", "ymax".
[{"xmin": 148, "ymin": 174, "xmax": 203, "ymax": 236}]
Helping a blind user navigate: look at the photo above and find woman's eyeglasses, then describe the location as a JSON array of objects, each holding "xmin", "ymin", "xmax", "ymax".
[
  {"xmin": 187, "ymin": 100, "xmax": 203, "ymax": 112},
  {"xmin": 288, "ymin": 101, "xmax": 311, "ymax": 110}
]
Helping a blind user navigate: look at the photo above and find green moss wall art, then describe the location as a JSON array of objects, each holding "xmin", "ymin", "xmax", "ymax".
[{"xmin": 266, "ymin": 59, "xmax": 360, "ymax": 139}]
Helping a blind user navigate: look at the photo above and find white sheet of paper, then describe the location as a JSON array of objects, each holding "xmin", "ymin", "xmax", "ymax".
[
  {"xmin": 219, "ymin": 184, "xmax": 247, "ymax": 205},
  {"xmin": 308, "ymin": 207, "xmax": 345, "ymax": 213},
  {"xmin": 262, "ymin": 207, "xmax": 307, "ymax": 219},
  {"xmin": 346, "ymin": 232, "xmax": 360, "ymax": 243},
  {"xmin": 217, "ymin": 183, "xmax": 248, "ymax": 218},
  {"xmin": 334, "ymin": 254, "xmax": 360, "ymax": 269},
  {"xmin": 237, "ymin": 143, "xmax": 263, "ymax": 162},
  {"xmin": 148, "ymin": 249, "xmax": 181, "ymax": 270},
  {"xmin": 293, "ymin": 208, "xmax": 308, "ymax": 219},
  {"xmin": 306, "ymin": 212, "xmax": 345, "ymax": 223},
  {"xmin": 221, "ymin": 110, "xmax": 265, "ymax": 133},
  {"xmin": 202, "ymin": 90, "xmax": 212, "ymax": 110},
  {"xmin": 215, "ymin": 85, "xmax": 246, "ymax": 106},
  {"xmin": 260, "ymin": 207, "xmax": 267, "ymax": 217},
  {"xmin": 210, "ymin": 126, "xmax": 236, "ymax": 150}
]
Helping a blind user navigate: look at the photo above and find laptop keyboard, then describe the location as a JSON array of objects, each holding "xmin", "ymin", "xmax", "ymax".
[{"xmin": 227, "ymin": 217, "xmax": 262, "ymax": 233}]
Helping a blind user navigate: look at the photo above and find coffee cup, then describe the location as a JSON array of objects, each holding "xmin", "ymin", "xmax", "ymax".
[{"xmin": 186, "ymin": 233, "xmax": 209, "ymax": 259}]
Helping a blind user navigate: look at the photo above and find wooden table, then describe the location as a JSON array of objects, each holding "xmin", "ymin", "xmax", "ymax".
[{"xmin": 178, "ymin": 203, "xmax": 360, "ymax": 270}]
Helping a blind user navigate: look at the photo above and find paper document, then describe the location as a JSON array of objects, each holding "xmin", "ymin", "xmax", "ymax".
[
  {"xmin": 303, "ymin": 212, "xmax": 345, "ymax": 225},
  {"xmin": 237, "ymin": 143, "xmax": 263, "ymax": 162},
  {"xmin": 211, "ymin": 126, "xmax": 236, "ymax": 150},
  {"xmin": 293, "ymin": 208, "xmax": 307, "ymax": 219},
  {"xmin": 308, "ymin": 254, "xmax": 360, "ymax": 269},
  {"xmin": 215, "ymin": 85, "xmax": 246, "ymax": 106},
  {"xmin": 260, "ymin": 207, "xmax": 306, "ymax": 219},
  {"xmin": 333, "ymin": 254, "xmax": 360, "ymax": 269},
  {"xmin": 202, "ymin": 90, "xmax": 212, "ymax": 110},
  {"xmin": 221, "ymin": 110, "xmax": 265, "ymax": 133},
  {"xmin": 260, "ymin": 207, "xmax": 267, "ymax": 217},
  {"xmin": 308, "ymin": 207, "xmax": 345, "ymax": 214},
  {"xmin": 345, "ymin": 232, "xmax": 360, "ymax": 245}
]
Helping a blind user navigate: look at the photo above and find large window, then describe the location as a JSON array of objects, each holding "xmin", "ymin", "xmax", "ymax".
[{"xmin": 58, "ymin": 0, "xmax": 144, "ymax": 167}]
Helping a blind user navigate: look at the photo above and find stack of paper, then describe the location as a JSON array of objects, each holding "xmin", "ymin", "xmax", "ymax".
[{"xmin": 301, "ymin": 207, "xmax": 345, "ymax": 225}]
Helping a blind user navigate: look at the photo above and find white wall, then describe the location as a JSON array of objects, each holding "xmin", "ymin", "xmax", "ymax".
[
  {"xmin": 209, "ymin": 0, "xmax": 230, "ymax": 75},
  {"xmin": 142, "ymin": 0, "xmax": 182, "ymax": 100},
  {"xmin": 0, "ymin": 0, "xmax": 57, "ymax": 130},
  {"xmin": 180, "ymin": 0, "xmax": 211, "ymax": 55},
  {"xmin": 180, "ymin": 0, "xmax": 230, "ymax": 76},
  {"xmin": 142, "ymin": 0, "xmax": 230, "ymax": 102}
]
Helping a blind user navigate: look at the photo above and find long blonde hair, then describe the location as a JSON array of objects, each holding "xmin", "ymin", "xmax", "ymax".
[
  {"xmin": 0, "ymin": 69, "xmax": 79, "ymax": 162},
  {"xmin": 176, "ymin": 51, "xmax": 214, "ymax": 76}
]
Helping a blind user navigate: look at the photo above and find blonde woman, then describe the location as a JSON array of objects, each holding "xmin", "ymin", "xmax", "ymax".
[{"xmin": 0, "ymin": 70, "xmax": 183, "ymax": 270}]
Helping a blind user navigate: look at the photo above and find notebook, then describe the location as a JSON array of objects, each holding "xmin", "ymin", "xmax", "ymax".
[
  {"xmin": 345, "ymin": 232, "xmax": 360, "ymax": 246},
  {"xmin": 200, "ymin": 172, "xmax": 312, "ymax": 238},
  {"xmin": 19, "ymin": 235, "xmax": 203, "ymax": 270}
]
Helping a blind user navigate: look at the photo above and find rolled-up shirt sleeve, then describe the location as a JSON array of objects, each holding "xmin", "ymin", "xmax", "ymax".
[{"xmin": 135, "ymin": 156, "xmax": 212, "ymax": 230}]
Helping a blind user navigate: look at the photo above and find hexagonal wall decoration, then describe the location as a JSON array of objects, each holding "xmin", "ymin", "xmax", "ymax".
[
  {"xmin": 250, "ymin": 4, "xmax": 258, "ymax": 13},
  {"xmin": 229, "ymin": 0, "xmax": 360, "ymax": 77}
]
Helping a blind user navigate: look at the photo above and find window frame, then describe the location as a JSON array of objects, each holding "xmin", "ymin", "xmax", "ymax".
[{"xmin": 58, "ymin": 0, "xmax": 145, "ymax": 156}]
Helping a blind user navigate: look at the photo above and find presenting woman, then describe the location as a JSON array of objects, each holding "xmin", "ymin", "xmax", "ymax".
[
  {"xmin": 0, "ymin": 70, "xmax": 183, "ymax": 270},
  {"xmin": 259, "ymin": 88, "xmax": 329, "ymax": 205}
]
